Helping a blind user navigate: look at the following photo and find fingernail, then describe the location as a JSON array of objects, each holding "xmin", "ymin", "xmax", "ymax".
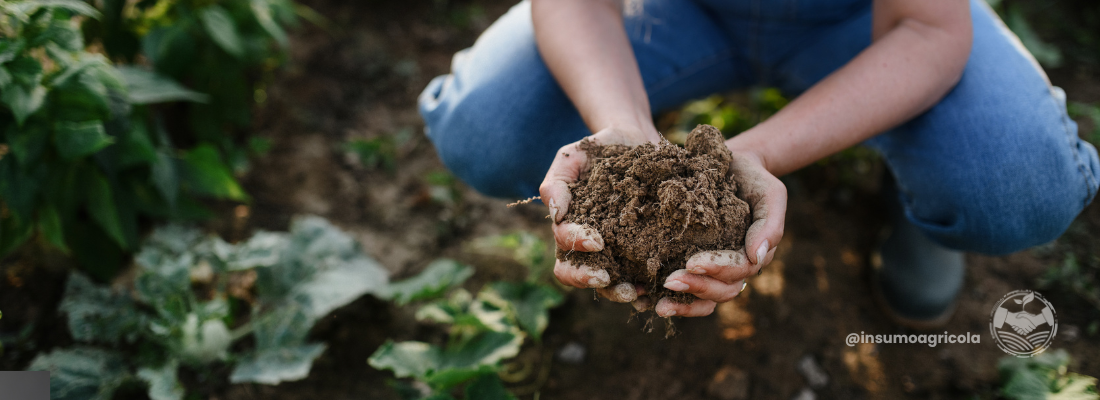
[
  {"xmin": 583, "ymin": 239, "xmax": 603, "ymax": 251},
  {"xmin": 613, "ymin": 283, "xmax": 636, "ymax": 302},
  {"xmin": 549, "ymin": 198, "xmax": 559, "ymax": 222},
  {"xmin": 689, "ymin": 267, "xmax": 706, "ymax": 274},
  {"xmin": 756, "ymin": 239, "xmax": 769, "ymax": 265},
  {"xmin": 664, "ymin": 280, "xmax": 689, "ymax": 291},
  {"xmin": 663, "ymin": 309, "xmax": 677, "ymax": 317},
  {"xmin": 587, "ymin": 269, "xmax": 610, "ymax": 287}
]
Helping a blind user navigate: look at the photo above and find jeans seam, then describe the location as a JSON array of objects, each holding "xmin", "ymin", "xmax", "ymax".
[{"xmin": 1057, "ymin": 96, "xmax": 1100, "ymax": 207}]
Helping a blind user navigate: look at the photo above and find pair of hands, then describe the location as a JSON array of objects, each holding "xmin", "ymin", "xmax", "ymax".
[
  {"xmin": 538, "ymin": 126, "xmax": 787, "ymax": 317},
  {"xmin": 1004, "ymin": 311, "xmax": 1050, "ymax": 335}
]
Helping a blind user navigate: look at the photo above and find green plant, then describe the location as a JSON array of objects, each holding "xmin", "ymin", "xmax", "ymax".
[
  {"xmin": 0, "ymin": 0, "xmax": 251, "ymax": 279},
  {"xmin": 28, "ymin": 216, "xmax": 389, "ymax": 399},
  {"xmin": 370, "ymin": 234, "xmax": 563, "ymax": 400},
  {"xmin": 347, "ymin": 136, "xmax": 398, "ymax": 171},
  {"xmin": 660, "ymin": 88, "xmax": 788, "ymax": 144},
  {"xmin": 82, "ymin": 0, "xmax": 299, "ymax": 159},
  {"xmin": 997, "ymin": 349, "xmax": 1098, "ymax": 400}
]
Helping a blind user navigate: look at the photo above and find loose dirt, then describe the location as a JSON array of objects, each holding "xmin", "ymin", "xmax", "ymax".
[{"xmin": 558, "ymin": 125, "xmax": 751, "ymax": 304}]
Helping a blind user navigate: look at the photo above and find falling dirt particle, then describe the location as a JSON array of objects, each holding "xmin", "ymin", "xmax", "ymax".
[{"xmin": 559, "ymin": 125, "xmax": 751, "ymax": 305}]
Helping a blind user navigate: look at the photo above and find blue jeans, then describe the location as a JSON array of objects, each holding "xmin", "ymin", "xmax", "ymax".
[{"xmin": 418, "ymin": 0, "xmax": 1099, "ymax": 255}]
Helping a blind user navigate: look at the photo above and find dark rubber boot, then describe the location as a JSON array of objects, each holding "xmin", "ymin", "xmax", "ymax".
[{"xmin": 873, "ymin": 209, "xmax": 966, "ymax": 330}]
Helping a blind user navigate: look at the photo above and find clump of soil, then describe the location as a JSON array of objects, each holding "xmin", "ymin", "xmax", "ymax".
[{"xmin": 558, "ymin": 124, "xmax": 751, "ymax": 306}]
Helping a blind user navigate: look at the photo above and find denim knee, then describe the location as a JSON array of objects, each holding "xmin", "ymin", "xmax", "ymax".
[{"xmin": 903, "ymin": 124, "xmax": 1099, "ymax": 255}]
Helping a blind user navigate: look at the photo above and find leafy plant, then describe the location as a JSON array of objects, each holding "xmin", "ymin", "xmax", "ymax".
[
  {"xmin": 82, "ymin": 0, "xmax": 300, "ymax": 158},
  {"xmin": 347, "ymin": 136, "xmax": 398, "ymax": 172},
  {"xmin": 998, "ymin": 349, "xmax": 1098, "ymax": 400},
  {"xmin": 370, "ymin": 233, "xmax": 564, "ymax": 400},
  {"xmin": 0, "ymin": 0, "xmax": 294, "ymax": 279},
  {"xmin": 28, "ymin": 216, "xmax": 389, "ymax": 399}
]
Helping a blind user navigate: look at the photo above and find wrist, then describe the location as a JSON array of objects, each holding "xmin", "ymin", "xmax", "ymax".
[
  {"xmin": 724, "ymin": 134, "xmax": 772, "ymax": 173},
  {"xmin": 593, "ymin": 119, "xmax": 661, "ymax": 144}
]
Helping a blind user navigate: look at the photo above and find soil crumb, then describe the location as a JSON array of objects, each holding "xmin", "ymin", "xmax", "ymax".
[{"xmin": 559, "ymin": 125, "xmax": 751, "ymax": 306}]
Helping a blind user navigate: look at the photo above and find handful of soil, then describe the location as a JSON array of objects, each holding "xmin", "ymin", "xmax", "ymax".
[{"xmin": 558, "ymin": 124, "xmax": 751, "ymax": 306}]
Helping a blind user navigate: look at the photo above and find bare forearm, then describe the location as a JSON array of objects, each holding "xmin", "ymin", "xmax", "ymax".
[
  {"xmin": 532, "ymin": 0, "xmax": 659, "ymax": 141},
  {"xmin": 728, "ymin": 5, "xmax": 972, "ymax": 176}
]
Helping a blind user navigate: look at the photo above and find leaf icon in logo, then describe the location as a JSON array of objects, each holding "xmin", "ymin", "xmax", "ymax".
[
  {"xmin": 1014, "ymin": 299, "xmax": 1022, "ymax": 304},
  {"xmin": 1021, "ymin": 293, "xmax": 1034, "ymax": 306}
]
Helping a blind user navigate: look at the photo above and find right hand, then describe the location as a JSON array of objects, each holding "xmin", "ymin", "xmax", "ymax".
[{"xmin": 539, "ymin": 125, "xmax": 660, "ymax": 306}]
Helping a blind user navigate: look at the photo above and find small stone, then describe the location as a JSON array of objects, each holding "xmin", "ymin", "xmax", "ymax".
[
  {"xmin": 791, "ymin": 387, "xmax": 816, "ymax": 400},
  {"xmin": 797, "ymin": 354, "xmax": 829, "ymax": 389},
  {"xmin": 707, "ymin": 365, "xmax": 749, "ymax": 400},
  {"xmin": 556, "ymin": 342, "xmax": 586, "ymax": 364}
]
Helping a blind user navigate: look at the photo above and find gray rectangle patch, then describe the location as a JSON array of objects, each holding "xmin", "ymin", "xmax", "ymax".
[{"xmin": 0, "ymin": 371, "xmax": 49, "ymax": 400}]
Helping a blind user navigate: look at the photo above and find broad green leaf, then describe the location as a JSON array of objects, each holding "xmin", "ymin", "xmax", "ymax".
[
  {"xmin": 114, "ymin": 119, "xmax": 158, "ymax": 168},
  {"xmin": 199, "ymin": 6, "xmax": 244, "ymax": 58},
  {"xmin": 115, "ymin": 66, "xmax": 209, "ymax": 104},
  {"xmin": 438, "ymin": 330, "xmax": 522, "ymax": 371},
  {"xmin": 6, "ymin": 56, "xmax": 42, "ymax": 86},
  {"xmin": 385, "ymin": 259, "xmax": 474, "ymax": 305},
  {"xmin": 36, "ymin": 19, "xmax": 83, "ymax": 51},
  {"xmin": 415, "ymin": 289, "xmax": 474, "ymax": 326},
  {"xmin": 85, "ymin": 169, "xmax": 128, "ymax": 249},
  {"xmin": 425, "ymin": 365, "xmax": 495, "ymax": 391},
  {"xmin": 1, "ymin": 84, "xmax": 46, "ymax": 125},
  {"xmin": 7, "ymin": 121, "xmax": 49, "ymax": 166},
  {"xmin": 421, "ymin": 331, "xmax": 523, "ymax": 390},
  {"xmin": 134, "ymin": 266, "xmax": 192, "ymax": 323},
  {"xmin": 369, "ymin": 340, "xmax": 441, "ymax": 379},
  {"xmin": 485, "ymin": 282, "xmax": 563, "ymax": 340},
  {"xmin": 229, "ymin": 343, "xmax": 327, "ymax": 384},
  {"xmin": 0, "ymin": 66, "xmax": 12, "ymax": 87},
  {"xmin": 0, "ymin": 157, "xmax": 43, "ymax": 219},
  {"xmin": 180, "ymin": 144, "xmax": 247, "ymax": 200},
  {"xmin": 0, "ymin": 214, "xmax": 33, "ymax": 258},
  {"xmin": 39, "ymin": 205, "xmax": 68, "ymax": 252},
  {"xmin": 465, "ymin": 374, "xmax": 518, "ymax": 400},
  {"xmin": 251, "ymin": 0, "xmax": 289, "ymax": 47},
  {"xmin": 256, "ymin": 216, "xmax": 362, "ymax": 299},
  {"xmin": 5, "ymin": 1, "xmax": 101, "ymax": 20},
  {"xmin": 179, "ymin": 314, "xmax": 232, "ymax": 364},
  {"xmin": 217, "ymin": 231, "xmax": 287, "ymax": 270},
  {"xmin": 291, "ymin": 255, "xmax": 389, "ymax": 319},
  {"xmin": 998, "ymin": 349, "xmax": 1098, "ymax": 400},
  {"xmin": 151, "ymin": 150, "xmax": 179, "ymax": 208},
  {"xmin": 27, "ymin": 347, "xmax": 128, "ymax": 400},
  {"xmin": 137, "ymin": 361, "xmax": 184, "ymax": 400},
  {"xmin": 0, "ymin": 38, "xmax": 25, "ymax": 64},
  {"xmin": 60, "ymin": 273, "xmax": 144, "ymax": 344},
  {"xmin": 252, "ymin": 302, "xmax": 313, "ymax": 349},
  {"xmin": 54, "ymin": 120, "xmax": 113, "ymax": 159}
]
